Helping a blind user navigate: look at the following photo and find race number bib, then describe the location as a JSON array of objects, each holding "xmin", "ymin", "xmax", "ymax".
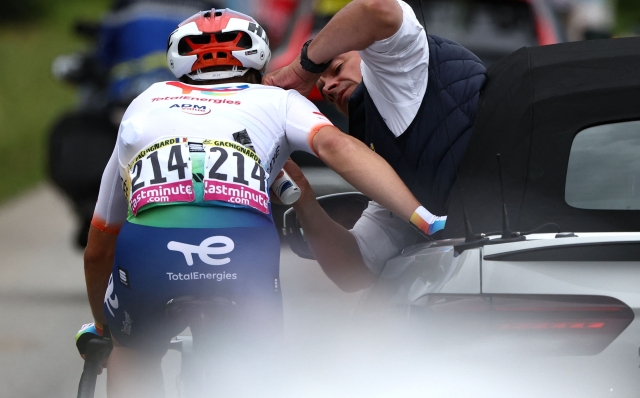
[
  {"xmin": 124, "ymin": 137, "xmax": 194, "ymax": 215},
  {"xmin": 202, "ymin": 140, "xmax": 269, "ymax": 214}
]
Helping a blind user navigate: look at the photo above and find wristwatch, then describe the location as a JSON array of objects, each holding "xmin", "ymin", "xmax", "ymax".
[{"xmin": 300, "ymin": 39, "xmax": 332, "ymax": 73}]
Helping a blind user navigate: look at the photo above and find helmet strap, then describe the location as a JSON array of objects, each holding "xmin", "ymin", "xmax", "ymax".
[{"xmin": 188, "ymin": 66, "xmax": 249, "ymax": 81}]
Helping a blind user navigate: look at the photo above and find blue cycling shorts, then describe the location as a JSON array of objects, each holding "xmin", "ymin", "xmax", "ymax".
[{"xmin": 104, "ymin": 207, "xmax": 281, "ymax": 354}]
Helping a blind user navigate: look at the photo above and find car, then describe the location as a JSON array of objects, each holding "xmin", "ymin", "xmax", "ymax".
[
  {"xmin": 283, "ymin": 37, "xmax": 640, "ymax": 397},
  {"xmin": 267, "ymin": 0, "xmax": 565, "ymax": 200}
]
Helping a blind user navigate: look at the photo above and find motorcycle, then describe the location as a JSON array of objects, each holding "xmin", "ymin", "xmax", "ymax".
[{"xmin": 48, "ymin": 0, "xmax": 220, "ymax": 247}]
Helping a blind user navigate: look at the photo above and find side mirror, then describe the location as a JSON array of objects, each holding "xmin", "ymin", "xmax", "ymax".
[{"xmin": 283, "ymin": 192, "xmax": 370, "ymax": 260}]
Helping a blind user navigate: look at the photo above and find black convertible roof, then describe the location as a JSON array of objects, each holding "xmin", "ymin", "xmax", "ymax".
[{"xmin": 444, "ymin": 37, "xmax": 640, "ymax": 238}]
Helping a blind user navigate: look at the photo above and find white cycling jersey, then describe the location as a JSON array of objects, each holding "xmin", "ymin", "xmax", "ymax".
[{"xmin": 92, "ymin": 81, "xmax": 333, "ymax": 233}]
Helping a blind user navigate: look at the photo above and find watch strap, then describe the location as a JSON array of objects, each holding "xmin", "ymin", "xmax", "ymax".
[{"xmin": 300, "ymin": 39, "xmax": 332, "ymax": 73}]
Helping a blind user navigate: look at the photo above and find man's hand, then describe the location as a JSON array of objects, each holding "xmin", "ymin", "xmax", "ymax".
[{"xmin": 262, "ymin": 56, "xmax": 320, "ymax": 96}]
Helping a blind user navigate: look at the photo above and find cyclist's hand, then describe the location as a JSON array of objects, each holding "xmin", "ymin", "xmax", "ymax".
[
  {"xmin": 262, "ymin": 57, "xmax": 320, "ymax": 97},
  {"xmin": 269, "ymin": 159, "xmax": 314, "ymax": 206},
  {"xmin": 75, "ymin": 322, "xmax": 105, "ymax": 359},
  {"xmin": 282, "ymin": 158, "xmax": 314, "ymax": 201}
]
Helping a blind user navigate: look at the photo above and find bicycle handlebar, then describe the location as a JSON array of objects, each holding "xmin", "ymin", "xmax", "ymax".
[{"xmin": 77, "ymin": 338, "xmax": 113, "ymax": 398}]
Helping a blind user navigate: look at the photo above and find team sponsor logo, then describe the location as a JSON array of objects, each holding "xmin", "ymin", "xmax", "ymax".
[
  {"xmin": 169, "ymin": 103, "xmax": 211, "ymax": 115},
  {"xmin": 313, "ymin": 111, "xmax": 331, "ymax": 123},
  {"xmin": 105, "ymin": 275, "xmax": 119, "ymax": 317},
  {"xmin": 204, "ymin": 182, "xmax": 270, "ymax": 214},
  {"xmin": 118, "ymin": 267, "xmax": 130, "ymax": 288},
  {"xmin": 167, "ymin": 236, "xmax": 234, "ymax": 266},
  {"xmin": 247, "ymin": 22, "xmax": 269, "ymax": 45},
  {"xmin": 122, "ymin": 311, "xmax": 132, "ymax": 335},
  {"xmin": 151, "ymin": 95, "xmax": 241, "ymax": 105},
  {"xmin": 165, "ymin": 271, "xmax": 238, "ymax": 281},
  {"xmin": 165, "ymin": 81, "xmax": 249, "ymax": 96},
  {"xmin": 266, "ymin": 145, "xmax": 280, "ymax": 174}
]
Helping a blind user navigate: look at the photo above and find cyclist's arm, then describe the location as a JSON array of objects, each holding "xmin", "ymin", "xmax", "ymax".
[
  {"xmin": 84, "ymin": 146, "xmax": 126, "ymax": 325},
  {"xmin": 285, "ymin": 160, "xmax": 376, "ymax": 292},
  {"xmin": 84, "ymin": 226, "xmax": 118, "ymax": 325},
  {"xmin": 286, "ymin": 126, "xmax": 422, "ymax": 292}
]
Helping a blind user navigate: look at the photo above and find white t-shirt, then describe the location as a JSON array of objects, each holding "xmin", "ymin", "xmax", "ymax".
[
  {"xmin": 92, "ymin": 81, "xmax": 332, "ymax": 233},
  {"xmin": 359, "ymin": 0, "xmax": 429, "ymax": 137},
  {"xmin": 352, "ymin": 0, "xmax": 429, "ymax": 273}
]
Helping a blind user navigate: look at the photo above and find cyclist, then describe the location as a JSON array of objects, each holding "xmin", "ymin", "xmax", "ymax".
[{"xmin": 76, "ymin": 8, "xmax": 438, "ymax": 397}]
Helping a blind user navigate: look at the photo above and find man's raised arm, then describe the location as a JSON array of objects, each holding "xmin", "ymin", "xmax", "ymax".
[{"xmin": 263, "ymin": 0, "xmax": 403, "ymax": 94}]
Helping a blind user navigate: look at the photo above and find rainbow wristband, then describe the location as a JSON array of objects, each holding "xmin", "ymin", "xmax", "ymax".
[
  {"xmin": 410, "ymin": 206, "xmax": 447, "ymax": 236},
  {"xmin": 75, "ymin": 322, "xmax": 104, "ymax": 342}
]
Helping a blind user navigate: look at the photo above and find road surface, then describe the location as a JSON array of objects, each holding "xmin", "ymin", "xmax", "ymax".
[{"xmin": 0, "ymin": 182, "xmax": 362, "ymax": 397}]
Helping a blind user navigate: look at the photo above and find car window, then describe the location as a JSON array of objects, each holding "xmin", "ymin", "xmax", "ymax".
[
  {"xmin": 565, "ymin": 120, "xmax": 640, "ymax": 210},
  {"xmin": 420, "ymin": 0, "xmax": 538, "ymax": 65}
]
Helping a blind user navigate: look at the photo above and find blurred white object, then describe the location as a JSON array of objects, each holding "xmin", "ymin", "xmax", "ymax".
[
  {"xmin": 566, "ymin": 0, "xmax": 615, "ymax": 41},
  {"xmin": 272, "ymin": 170, "xmax": 301, "ymax": 205}
]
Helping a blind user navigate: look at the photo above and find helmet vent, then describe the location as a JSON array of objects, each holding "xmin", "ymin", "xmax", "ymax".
[
  {"xmin": 203, "ymin": 11, "xmax": 211, "ymax": 18},
  {"xmin": 217, "ymin": 52, "xmax": 227, "ymax": 58},
  {"xmin": 203, "ymin": 53, "xmax": 213, "ymax": 60},
  {"xmin": 215, "ymin": 33, "xmax": 237, "ymax": 43},
  {"xmin": 215, "ymin": 11, "xmax": 222, "ymax": 17},
  {"xmin": 237, "ymin": 33, "xmax": 252, "ymax": 49},
  {"xmin": 189, "ymin": 35, "xmax": 211, "ymax": 45},
  {"xmin": 178, "ymin": 39, "xmax": 193, "ymax": 55}
]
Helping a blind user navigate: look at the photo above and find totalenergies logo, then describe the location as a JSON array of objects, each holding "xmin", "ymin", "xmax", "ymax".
[{"xmin": 166, "ymin": 81, "xmax": 249, "ymax": 96}]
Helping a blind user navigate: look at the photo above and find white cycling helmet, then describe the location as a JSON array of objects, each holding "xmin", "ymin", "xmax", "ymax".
[{"xmin": 166, "ymin": 8, "xmax": 271, "ymax": 81}]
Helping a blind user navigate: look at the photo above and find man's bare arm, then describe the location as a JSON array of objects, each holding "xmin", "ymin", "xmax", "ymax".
[
  {"xmin": 263, "ymin": 0, "xmax": 403, "ymax": 93},
  {"xmin": 307, "ymin": 0, "xmax": 402, "ymax": 64},
  {"xmin": 312, "ymin": 125, "xmax": 419, "ymax": 221},
  {"xmin": 285, "ymin": 126, "xmax": 422, "ymax": 291},
  {"xmin": 84, "ymin": 226, "xmax": 118, "ymax": 325}
]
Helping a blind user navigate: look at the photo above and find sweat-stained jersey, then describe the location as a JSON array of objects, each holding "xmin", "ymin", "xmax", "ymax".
[{"xmin": 92, "ymin": 81, "xmax": 333, "ymax": 233}]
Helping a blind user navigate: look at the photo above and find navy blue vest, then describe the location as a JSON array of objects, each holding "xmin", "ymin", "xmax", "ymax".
[{"xmin": 348, "ymin": 35, "xmax": 486, "ymax": 215}]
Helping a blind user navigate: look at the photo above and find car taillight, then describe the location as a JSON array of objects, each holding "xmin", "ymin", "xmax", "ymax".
[{"xmin": 410, "ymin": 295, "xmax": 634, "ymax": 355}]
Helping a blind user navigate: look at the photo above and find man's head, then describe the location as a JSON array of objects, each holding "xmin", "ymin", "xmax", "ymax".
[
  {"xmin": 316, "ymin": 51, "xmax": 363, "ymax": 115},
  {"xmin": 167, "ymin": 9, "xmax": 270, "ymax": 85}
]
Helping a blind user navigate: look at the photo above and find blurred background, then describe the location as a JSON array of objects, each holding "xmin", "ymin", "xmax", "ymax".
[
  {"xmin": 2, "ymin": 0, "xmax": 639, "ymax": 215},
  {"xmin": 0, "ymin": 0, "xmax": 639, "ymax": 396}
]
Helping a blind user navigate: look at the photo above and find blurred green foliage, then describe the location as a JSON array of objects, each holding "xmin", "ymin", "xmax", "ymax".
[
  {"xmin": 0, "ymin": 0, "xmax": 109, "ymax": 202},
  {"xmin": 616, "ymin": 0, "xmax": 640, "ymax": 34}
]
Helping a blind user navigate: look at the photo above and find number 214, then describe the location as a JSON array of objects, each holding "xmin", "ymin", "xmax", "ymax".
[
  {"xmin": 131, "ymin": 145, "xmax": 188, "ymax": 192},
  {"xmin": 208, "ymin": 147, "xmax": 265, "ymax": 192}
]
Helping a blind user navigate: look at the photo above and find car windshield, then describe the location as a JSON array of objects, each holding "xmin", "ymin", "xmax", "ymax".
[
  {"xmin": 419, "ymin": 0, "xmax": 538, "ymax": 65},
  {"xmin": 566, "ymin": 120, "xmax": 640, "ymax": 210}
]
